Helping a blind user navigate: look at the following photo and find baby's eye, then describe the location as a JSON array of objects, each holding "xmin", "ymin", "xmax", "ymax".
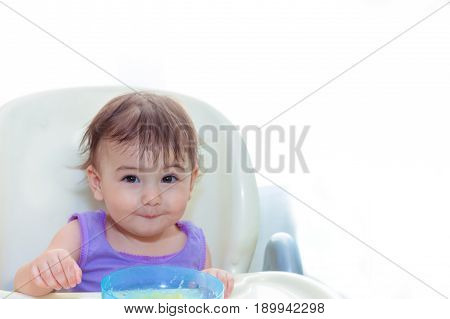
[
  {"xmin": 122, "ymin": 175, "xmax": 140, "ymax": 184},
  {"xmin": 162, "ymin": 175, "xmax": 178, "ymax": 184}
]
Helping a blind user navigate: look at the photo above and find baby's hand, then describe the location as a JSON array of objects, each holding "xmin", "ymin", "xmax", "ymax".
[
  {"xmin": 30, "ymin": 248, "xmax": 82, "ymax": 291},
  {"xmin": 202, "ymin": 268, "xmax": 234, "ymax": 298}
]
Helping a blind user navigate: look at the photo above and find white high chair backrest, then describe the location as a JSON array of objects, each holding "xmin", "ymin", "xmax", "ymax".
[{"xmin": 0, "ymin": 87, "xmax": 259, "ymax": 291}]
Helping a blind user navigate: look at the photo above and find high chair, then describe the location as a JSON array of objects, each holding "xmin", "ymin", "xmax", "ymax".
[{"xmin": 0, "ymin": 87, "xmax": 340, "ymax": 298}]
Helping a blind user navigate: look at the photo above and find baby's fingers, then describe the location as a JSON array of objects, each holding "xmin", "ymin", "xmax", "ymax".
[
  {"xmin": 48, "ymin": 255, "xmax": 71, "ymax": 289},
  {"xmin": 58, "ymin": 251, "xmax": 81, "ymax": 288},
  {"xmin": 215, "ymin": 271, "xmax": 232, "ymax": 299},
  {"xmin": 203, "ymin": 269, "xmax": 234, "ymax": 298},
  {"xmin": 31, "ymin": 264, "xmax": 50, "ymax": 289},
  {"xmin": 224, "ymin": 273, "xmax": 234, "ymax": 299},
  {"xmin": 37, "ymin": 262, "xmax": 62, "ymax": 290},
  {"xmin": 221, "ymin": 272, "xmax": 234, "ymax": 299},
  {"xmin": 73, "ymin": 263, "xmax": 82, "ymax": 285}
]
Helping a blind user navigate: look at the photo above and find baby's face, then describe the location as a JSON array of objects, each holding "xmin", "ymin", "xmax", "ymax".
[{"xmin": 86, "ymin": 140, "xmax": 198, "ymax": 238}]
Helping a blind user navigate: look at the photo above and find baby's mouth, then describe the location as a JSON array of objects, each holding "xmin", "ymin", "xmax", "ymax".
[{"xmin": 135, "ymin": 212, "xmax": 162, "ymax": 219}]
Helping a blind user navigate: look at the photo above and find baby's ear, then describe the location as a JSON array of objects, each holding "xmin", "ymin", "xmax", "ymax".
[
  {"xmin": 86, "ymin": 165, "xmax": 104, "ymax": 201},
  {"xmin": 188, "ymin": 164, "xmax": 199, "ymax": 200}
]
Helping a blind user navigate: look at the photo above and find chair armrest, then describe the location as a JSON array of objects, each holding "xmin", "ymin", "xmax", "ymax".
[
  {"xmin": 263, "ymin": 232, "xmax": 303, "ymax": 274},
  {"xmin": 249, "ymin": 185, "xmax": 304, "ymax": 273}
]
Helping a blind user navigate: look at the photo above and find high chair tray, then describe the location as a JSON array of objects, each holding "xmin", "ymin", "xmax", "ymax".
[{"xmin": 1, "ymin": 272, "xmax": 340, "ymax": 299}]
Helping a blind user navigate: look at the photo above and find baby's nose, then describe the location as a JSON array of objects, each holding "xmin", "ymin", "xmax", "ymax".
[{"xmin": 141, "ymin": 185, "xmax": 161, "ymax": 206}]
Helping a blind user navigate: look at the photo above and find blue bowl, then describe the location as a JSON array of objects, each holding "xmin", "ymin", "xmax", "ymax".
[{"xmin": 101, "ymin": 265, "xmax": 224, "ymax": 299}]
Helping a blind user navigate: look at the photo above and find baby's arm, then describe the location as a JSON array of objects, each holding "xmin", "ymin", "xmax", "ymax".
[
  {"xmin": 13, "ymin": 219, "xmax": 82, "ymax": 297},
  {"xmin": 204, "ymin": 245, "xmax": 212, "ymax": 268},
  {"xmin": 202, "ymin": 245, "xmax": 234, "ymax": 298}
]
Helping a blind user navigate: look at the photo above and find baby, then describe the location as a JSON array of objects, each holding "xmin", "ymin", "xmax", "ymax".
[{"xmin": 13, "ymin": 91, "xmax": 234, "ymax": 298}]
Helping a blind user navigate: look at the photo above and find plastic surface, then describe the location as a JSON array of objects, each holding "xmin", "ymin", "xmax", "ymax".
[
  {"xmin": 101, "ymin": 266, "xmax": 224, "ymax": 299},
  {"xmin": 249, "ymin": 185, "xmax": 302, "ymax": 273},
  {"xmin": 0, "ymin": 272, "xmax": 341, "ymax": 299},
  {"xmin": 0, "ymin": 87, "xmax": 259, "ymax": 291},
  {"xmin": 232, "ymin": 272, "xmax": 342, "ymax": 299},
  {"xmin": 263, "ymin": 232, "xmax": 303, "ymax": 274}
]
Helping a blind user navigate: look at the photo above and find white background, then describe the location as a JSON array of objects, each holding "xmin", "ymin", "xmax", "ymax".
[{"xmin": 0, "ymin": 0, "xmax": 449, "ymax": 298}]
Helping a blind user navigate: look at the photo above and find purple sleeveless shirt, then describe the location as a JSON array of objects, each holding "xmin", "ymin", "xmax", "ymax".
[{"xmin": 65, "ymin": 209, "xmax": 206, "ymax": 292}]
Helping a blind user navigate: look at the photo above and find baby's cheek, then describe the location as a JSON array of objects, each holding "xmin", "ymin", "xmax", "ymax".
[
  {"xmin": 170, "ymin": 194, "xmax": 190, "ymax": 214},
  {"xmin": 108, "ymin": 192, "xmax": 136, "ymax": 214},
  {"xmin": 162, "ymin": 185, "xmax": 189, "ymax": 211}
]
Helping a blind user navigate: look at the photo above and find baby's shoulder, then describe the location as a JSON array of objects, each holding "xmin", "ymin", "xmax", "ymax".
[
  {"xmin": 178, "ymin": 220, "xmax": 203, "ymax": 232},
  {"xmin": 177, "ymin": 220, "xmax": 205, "ymax": 241}
]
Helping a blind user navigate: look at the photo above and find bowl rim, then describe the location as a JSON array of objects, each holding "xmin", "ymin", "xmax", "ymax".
[{"xmin": 100, "ymin": 265, "xmax": 224, "ymax": 299}]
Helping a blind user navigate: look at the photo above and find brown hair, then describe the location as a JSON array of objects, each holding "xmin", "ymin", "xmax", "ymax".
[{"xmin": 76, "ymin": 91, "xmax": 199, "ymax": 174}]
